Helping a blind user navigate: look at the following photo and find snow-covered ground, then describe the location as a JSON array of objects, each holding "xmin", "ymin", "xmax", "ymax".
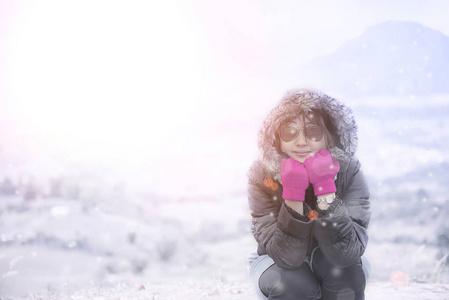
[
  {"xmin": 2, "ymin": 280, "xmax": 449, "ymax": 300},
  {"xmin": 1, "ymin": 194, "xmax": 448, "ymax": 299}
]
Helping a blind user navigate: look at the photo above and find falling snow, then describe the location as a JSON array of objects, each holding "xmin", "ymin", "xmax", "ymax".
[{"xmin": 1, "ymin": 13, "xmax": 449, "ymax": 300}]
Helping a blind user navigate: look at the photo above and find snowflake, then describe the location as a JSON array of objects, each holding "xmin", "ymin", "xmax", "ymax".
[{"xmin": 331, "ymin": 267, "xmax": 342, "ymax": 277}]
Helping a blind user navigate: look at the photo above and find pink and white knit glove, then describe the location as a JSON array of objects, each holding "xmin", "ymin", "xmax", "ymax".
[
  {"xmin": 303, "ymin": 149, "xmax": 340, "ymax": 196},
  {"xmin": 281, "ymin": 158, "xmax": 309, "ymax": 201}
]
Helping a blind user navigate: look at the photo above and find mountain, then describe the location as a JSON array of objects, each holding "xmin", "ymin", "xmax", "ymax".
[{"xmin": 299, "ymin": 21, "xmax": 449, "ymax": 96}]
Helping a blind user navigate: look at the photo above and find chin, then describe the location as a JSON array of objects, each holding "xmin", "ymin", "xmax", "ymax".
[{"xmin": 293, "ymin": 157, "xmax": 307, "ymax": 163}]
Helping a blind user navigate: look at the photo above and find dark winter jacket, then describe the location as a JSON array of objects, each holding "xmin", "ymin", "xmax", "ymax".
[{"xmin": 247, "ymin": 89, "xmax": 370, "ymax": 269}]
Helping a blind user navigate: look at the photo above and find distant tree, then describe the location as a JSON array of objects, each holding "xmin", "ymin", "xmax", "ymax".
[
  {"xmin": 66, "ymin": 184, "xmax": 80, "ymax": 200},
  {"xmin": 436, "ymin": 202, "xmax": 449, "ymax": 263},
  {"xmin": 1, "ymin": 177, "xmax": 16, "ymax": 195},
  {"xmin": 49, "ymin": 177, "xmax": 62, "ymax": 197},
  {"xmin": 24, "ymin": 182, "xmax": 37, "ymax": 201}
]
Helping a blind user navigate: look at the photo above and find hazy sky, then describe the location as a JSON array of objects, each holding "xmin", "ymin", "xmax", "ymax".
[
  {"xmin": 1, "ymin": 0, "xmax": 448, "ymax": 167},
  {"xmin": 190, "ymin": 0, "xmax": 449, "ymax": 74}
]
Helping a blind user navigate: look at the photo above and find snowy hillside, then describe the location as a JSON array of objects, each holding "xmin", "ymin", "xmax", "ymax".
[{"xmin": 299, "ymin": 21, "xmax": 449, "ymax": 96}]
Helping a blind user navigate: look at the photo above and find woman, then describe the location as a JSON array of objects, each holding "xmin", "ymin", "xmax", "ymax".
[{"xmin": 247, "ymin": 89, "xmax": 373, "ymax": 300}]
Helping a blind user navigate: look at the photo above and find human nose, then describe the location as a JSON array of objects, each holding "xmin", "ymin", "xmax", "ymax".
[{"xmin": 294, "ymin": 129, "xmax": 308, "ymax": 145}]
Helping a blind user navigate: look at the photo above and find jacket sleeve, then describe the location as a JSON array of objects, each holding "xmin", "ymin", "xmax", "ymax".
[
  {"xmin": 248, "ymin": 160, "xmax": 313, "ymax": 269},
  {"xmin": 313, "ymin": 158, "xmax": 371, "ymax": 268}
]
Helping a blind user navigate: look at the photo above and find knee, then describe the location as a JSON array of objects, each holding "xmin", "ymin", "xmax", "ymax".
[
  {"xmin": 260, "ymin": 264, "xmax": 319, "ymax": 299},
  {"xmin": 271, "ymin": 273, "xmax": 317, "ymax": 296},
  {"xmin": 312, "ymin": 249, "xmax": 366, "ymax": 292}
]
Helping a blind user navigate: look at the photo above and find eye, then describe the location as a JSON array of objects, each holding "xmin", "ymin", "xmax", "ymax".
[
  {"xmin": 305, "ymin": 126, "xmax": 323, "ymax": 141},
  {"xmin": 279, "ymin": 126, "xmax": 298, "ymax": 142}
]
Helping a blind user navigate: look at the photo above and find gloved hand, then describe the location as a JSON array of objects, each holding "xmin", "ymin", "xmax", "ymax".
[
  {"xmin": 303, "ymin": 149, "xmax": 340, "ymax": 196},
  {"xmin": 280, "ymin": 158, "xmax": 309, "ymax": 201}
]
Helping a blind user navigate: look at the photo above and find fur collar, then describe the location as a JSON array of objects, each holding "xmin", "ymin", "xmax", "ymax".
[{"xmin": 257, "ymin": 89, "xmax": 358, "ymax": 181}]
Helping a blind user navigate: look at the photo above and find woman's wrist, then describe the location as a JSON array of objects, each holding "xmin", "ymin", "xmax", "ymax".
[
  {"xmin": 284, "ymin": 199, "xmax": 304, "ymax": 215},
  {"xmin": 317, "ymin": 193, "xmax": 336, "ymax": 210}
]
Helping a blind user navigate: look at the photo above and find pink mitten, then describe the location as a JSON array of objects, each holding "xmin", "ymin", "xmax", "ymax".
[
  {"xmin": 280, "ymin": 158, "xmax": 309, "ymax": 201},
  {"xmin": 303, "ymin": 149, "xmax": 340, "ymax": 196}
]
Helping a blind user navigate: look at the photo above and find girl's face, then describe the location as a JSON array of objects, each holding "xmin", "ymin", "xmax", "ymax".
[{"xmin": 280, "ymin": 115, "xmax": 326, "ymax": 163}]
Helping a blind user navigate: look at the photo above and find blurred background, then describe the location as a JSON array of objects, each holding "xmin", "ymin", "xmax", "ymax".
[{"xmin": 1, "ymin": 0, "xmax": 448, "ymax": 297}]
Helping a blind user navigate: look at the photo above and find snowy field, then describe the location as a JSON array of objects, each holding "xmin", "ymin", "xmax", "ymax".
[
  {"xmin": 1, "ymin": 94, "xmax": 449, "ymax": 299},
  {"xmin": 1, "ymin": 194, "xmax": 449, "ymax": 300},
  {"xmin": 1, "ymin": 280, "xmax": 449, "ymax": 300}
]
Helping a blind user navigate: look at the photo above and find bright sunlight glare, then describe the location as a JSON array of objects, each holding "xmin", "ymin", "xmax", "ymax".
[{"xmin": 4, "ymin": 0, "xmax": 208, "ymax": 164}]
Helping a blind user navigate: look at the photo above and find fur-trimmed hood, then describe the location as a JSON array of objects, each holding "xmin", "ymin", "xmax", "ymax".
[{"xmin": 258, "ymin": 89, "xmax": 358, "ymax": 181}]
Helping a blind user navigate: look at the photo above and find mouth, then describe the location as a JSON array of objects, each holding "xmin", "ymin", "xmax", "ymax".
[{"xmin": 293, "ymin": 151, "xmax": 311, "ymax": 157}]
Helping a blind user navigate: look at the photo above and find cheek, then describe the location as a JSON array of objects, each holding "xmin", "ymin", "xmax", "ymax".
[
  {"xmin": 320, "ymin": 140, "xmax": 327, "ymax": 149},
  {"xmin": 312, "ymin": 140, "xmax": 327, "ymax": 152},
  {"xmin": 280, "ymin": 141, "xmax": 288, "ymax": 153}
]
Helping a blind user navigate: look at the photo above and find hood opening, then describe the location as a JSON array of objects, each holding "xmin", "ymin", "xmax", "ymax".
[{"xmin": 257, "ymin": 89, "xmax": 358, "ymax": 179}]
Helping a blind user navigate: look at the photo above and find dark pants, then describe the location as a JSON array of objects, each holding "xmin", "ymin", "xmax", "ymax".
[{"xmin": 259, "ymin": 249, "xmax": 366, "ymax": 300}]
